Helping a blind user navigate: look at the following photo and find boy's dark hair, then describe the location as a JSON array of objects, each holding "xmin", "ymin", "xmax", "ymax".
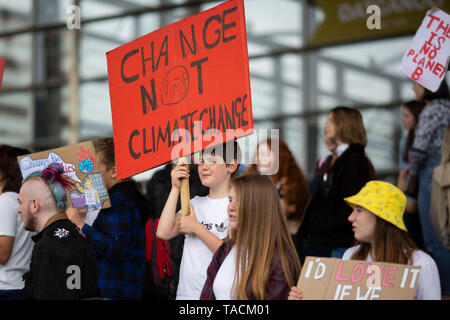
[
  {"xmin": 0, "ymin": 144, "xmax": 30, "ymax": 193},
  {"xmin": 202, "ymin": 140, "xmax": 241, "ymax": 176},
  {"xmin": 94, "ymin": 137, "xmax": 116, "ymax": 170}
]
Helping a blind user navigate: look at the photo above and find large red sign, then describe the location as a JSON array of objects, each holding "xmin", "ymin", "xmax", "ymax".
[{"xmin": 106, "ymin": 0, "xmax": 253, "ymax": 179}]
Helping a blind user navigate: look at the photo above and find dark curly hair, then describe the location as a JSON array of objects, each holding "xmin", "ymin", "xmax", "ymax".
[
  {"xmin": 246, "ymin": 138, "xmax": 310, "ymax": 223},
  {"xmin": 0, "ymin": 144, "xmax": 31, "ymax": 193}
]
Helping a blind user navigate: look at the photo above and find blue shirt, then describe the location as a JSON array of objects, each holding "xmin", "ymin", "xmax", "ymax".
[{"xmin": 82, "ymin": 182, "xmax": 146, "ymax": 300}]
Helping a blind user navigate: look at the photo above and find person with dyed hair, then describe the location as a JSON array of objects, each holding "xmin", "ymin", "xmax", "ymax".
[{"xmin": 17, "ymin": 163, "xmax": 99, "ymax": 300}]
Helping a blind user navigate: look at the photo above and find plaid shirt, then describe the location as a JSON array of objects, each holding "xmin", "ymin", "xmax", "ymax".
[
  {"xmin": 200, "ymin": 241, "xmax": 290, "ymax": 300},
  {"xmin": 82, "ymin": 182, "xmax": 146, "ymax": 300}
]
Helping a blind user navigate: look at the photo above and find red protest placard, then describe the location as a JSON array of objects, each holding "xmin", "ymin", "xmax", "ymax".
[
  {"xmin": 0, "ymin": 57, "xmax": 5, "ymax": 90},
  {"xmin": 106, "ymin": 0, "xmax": 253, "ymax": 179}
]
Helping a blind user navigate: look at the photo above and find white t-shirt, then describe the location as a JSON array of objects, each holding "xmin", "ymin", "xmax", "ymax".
[
  {"xmin": 176, "ymin": 195, "xmax": 229, "ymax": 300},
  {"xmin": 213, "ymin": 246, "xmax": 236, "ymax": 300},
  {"xmin": 343, "ymin": 245, "xmax": 441, "ymax": 300},
  {"xmin": 0, "ymin": 192, "xmax": 34, "ymax": 290}
]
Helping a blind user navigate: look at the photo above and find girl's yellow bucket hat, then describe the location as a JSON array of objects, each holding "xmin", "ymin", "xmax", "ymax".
[{"xmin": 344, "ymin": 181, "xmax": 408, "ymax": 231}]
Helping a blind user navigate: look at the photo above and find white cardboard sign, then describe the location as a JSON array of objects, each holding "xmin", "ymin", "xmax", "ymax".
[{"xmin": 400, "ymin": 9, "xmax": 450, "ymax": 92}]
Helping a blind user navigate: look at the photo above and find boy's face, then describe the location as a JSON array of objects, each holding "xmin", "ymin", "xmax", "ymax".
[
  {"xmin": 197, "ymin": 153, "xmax": 235, "ymax": 188},
  {"xmin": 98, "ymin": 155, "xmax": 117, "ymax": 190}
]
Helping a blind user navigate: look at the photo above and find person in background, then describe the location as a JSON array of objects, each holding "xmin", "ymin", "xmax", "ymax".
[
  {"xmin": 289, "ymin": 181, "xmax": 441, "ymax": 300},
  {"xmin": 397, "ymin": 100, "xmax": 426, "ymax": 249},
  {"xmin": 245, "ymin": 138, "xmax": 309, "ymax": 257},
  {"xmin": 67, "ymin": 137, "xmax": 146, "ymax": 300},
  {"xmin": 405, "ymin": 79, "xmax": 450, "ymax": 297},
  {"xmin": 0, "ymin": 145, "xmax": 34, "ymax": 300},
  {"xmin": 201, "ymin": 174, "xmax": 301, "ymax": 300},
  {"xmin": 309, "ymin": 135, "xmax": 337, "ymax": 193},
  {"xmin": 18, "ymin": 163, "xmax": 99, "ymax": 299},
  {"xmin": 297, "ymin": 106, "xmax": 373, "ymax": 262},
  {"xmin": 312, "ymin": 133, "xmax": 376, "ymax": 194}
]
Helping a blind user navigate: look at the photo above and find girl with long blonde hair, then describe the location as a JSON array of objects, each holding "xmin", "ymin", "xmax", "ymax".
[{"xmin": 200, "ymin": 174, "xmax": 301, "ymax": 300}]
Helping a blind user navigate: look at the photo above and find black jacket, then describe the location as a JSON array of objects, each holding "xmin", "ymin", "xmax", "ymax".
[
  {"xmin": 297, "ymin": 144, "xmax": 372, "ymax": 248},
  {"xmin": 143, "ymin": 164, "xmax": 208, "ymax": 298},
  {"xmin": 19, "ymin": 213, "xmax": 99, "ymax": 300}
]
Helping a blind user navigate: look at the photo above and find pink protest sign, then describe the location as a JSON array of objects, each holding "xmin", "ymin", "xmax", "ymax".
[
  {"xmin": 400, "ymin": 9, "xmax": 450, "ymax": 92},
  {"xmin": 297, "ymin": 257, "xmax": 420, "ymax": 300}
]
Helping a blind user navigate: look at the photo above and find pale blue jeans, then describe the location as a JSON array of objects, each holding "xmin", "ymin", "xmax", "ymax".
[{"xmin": 417, "ymin": 154, "xmax": 450, "ymax": 296}]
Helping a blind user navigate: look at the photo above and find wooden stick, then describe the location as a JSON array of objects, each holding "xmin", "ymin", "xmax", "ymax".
[{"xmin": 180, "ymin": 157, "xmax": 190, "ymax": 216}]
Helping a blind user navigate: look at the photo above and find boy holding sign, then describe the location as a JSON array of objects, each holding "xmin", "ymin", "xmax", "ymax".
[
  {"xmin": 289, "ymin": 181, "xmax": 441, "ymax": 300},
  {"xmin": 157, "ymin": 140, "xmax": 240, "ymax": 300},
  {"xmin": 67, "ymin": 138, "xmax": 146, "ymax": 300}
]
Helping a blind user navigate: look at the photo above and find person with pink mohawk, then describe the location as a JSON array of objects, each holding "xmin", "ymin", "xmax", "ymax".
[{"xmin": 17, "ymin": 162, "xmax": 99, "ymax": 300}]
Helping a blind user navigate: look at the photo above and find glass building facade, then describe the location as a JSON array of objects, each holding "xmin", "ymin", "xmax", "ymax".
[{"xmin": 0, "ymin": 0, "xmax": 447, "ymax": 182}]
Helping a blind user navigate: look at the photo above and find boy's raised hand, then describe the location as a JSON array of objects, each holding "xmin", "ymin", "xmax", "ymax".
[
  {"xmin": 171, "ymin": 162, "xmax": 190, "ymax": 189},
  {"xmin": 179, "ymin": 203, "xmax": 200, "ymax": 235}
]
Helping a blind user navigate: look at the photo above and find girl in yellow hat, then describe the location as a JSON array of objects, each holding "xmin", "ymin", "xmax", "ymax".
[{"xmin": 289, "ymin": 181, "xmax": 441, "ymax": 300}]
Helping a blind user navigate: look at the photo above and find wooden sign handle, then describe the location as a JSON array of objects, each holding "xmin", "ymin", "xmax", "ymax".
[{"xmin": 180, "ymin": 157, "xmax": 190, "ymax": 216}]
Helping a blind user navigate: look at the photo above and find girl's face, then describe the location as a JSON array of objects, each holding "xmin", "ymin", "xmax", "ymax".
[
  {"xmin": 325, "ymin": 113, "xmax": 337, "ymax": 142},
  {"xmin": 228, "ymin": 186, "xmax": 239, "ymax": 230},
  {"xmin": 413, "ymin": 82, "xmax": 425, "ymax": 101},
  {"xmin": 401, "ymin": 106, "xmax": 415, "ymax": 131},
  {"xmin": 323, "ymin": 135, "xmax": 337, "ymax": 153},
  {"xmin": 348, "ymin": 205, "xmax": 377, "ymax": 244}
]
